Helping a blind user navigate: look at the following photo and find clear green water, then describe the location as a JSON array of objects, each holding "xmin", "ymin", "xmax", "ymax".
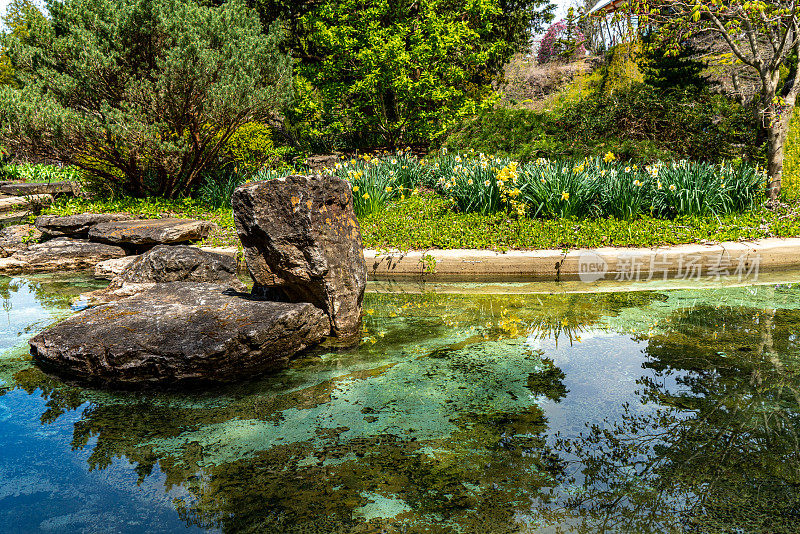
[{"xmin": 1, "ymin": 276, "xmax": 799, "ymax": 533}]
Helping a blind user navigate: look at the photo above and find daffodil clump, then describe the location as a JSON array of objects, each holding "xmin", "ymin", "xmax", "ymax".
[
  {"xmin": 321, "ymin": 150, "xmax": 422, "ymax": 216},
  {"xmin": 432, "ymin": 152, "xmax": 512, "ymax": 215},
  {"xmin": 250, "ymin": 148, "xmax": 766, "ymax": 220}
]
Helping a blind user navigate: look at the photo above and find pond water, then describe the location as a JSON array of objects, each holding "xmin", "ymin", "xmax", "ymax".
[{"xmin": 1, "ymin": 274, "xmax": 799, "ymax": 533}]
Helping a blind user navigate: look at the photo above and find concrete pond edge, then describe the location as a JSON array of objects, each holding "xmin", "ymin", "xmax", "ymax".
[
  {"xmin": 361, "ymin": 237, "xmax": 800, "ymax": 283},
  {"xmin": 88, "ymin": 237, "xmax": 800, "ymax": 284}
]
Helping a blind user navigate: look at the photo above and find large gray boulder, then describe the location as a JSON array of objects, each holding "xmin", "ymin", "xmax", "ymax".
[
  {"xmin": 79, "ymin": 245, "xmax": 246, "ymax": 306},
  {"xmin": 30, "ymin": 282, "xmax": 330, "ymax": 388},
  {"xmin": 232, "ymin": 175, "xmax": 366, "ymax": 340},
  {"xmin": 89, "ymin": 218, "xmax": 215, "ymax": 247},
  {"xmin": 0, "ymin": 237, "xmax": 127, "ymax": 273},
  {"xmin": 35, "ymin": 213, "xmax": 132, "ymax": 237},
  {"xmin": 111, "ymin": 245, "xmax": 243, "ymax": 288}
]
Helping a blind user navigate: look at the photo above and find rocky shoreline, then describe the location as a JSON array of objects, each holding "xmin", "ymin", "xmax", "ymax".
[{"xmin": 27, "ymin": 174, "xmax": 367, "ymax": 388}]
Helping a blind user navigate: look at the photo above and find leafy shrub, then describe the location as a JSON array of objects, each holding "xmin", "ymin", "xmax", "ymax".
[
  {"xmin": 219, "ymin": 122, "xmax": 280, "ymax": 172},
  {"xmin": 281, "ymin": 0, "xmax": 554, "ymax": 148},
  {"xmin": 0, "ymin": 0, "xmax": 292, "ymax": 198}
]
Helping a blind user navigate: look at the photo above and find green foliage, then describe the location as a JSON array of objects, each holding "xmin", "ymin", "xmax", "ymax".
[
  {"xmin": 432, "ymin": 153, "xmax": 509, "ymax": 215},
  {"xmin": 204, "ymin": 151, "xmax": 767, "ymax": 220},
  {"xmin": 358, "ymin": 192, "xmax": 800, "ymax": 251},
  {"xmin": 0, "ymin": 0, "xmax": 46, "ymax": 86},
  {"xmin": 41, "ymin": 186, "xmax": 800, "ymax": 251},
  {"xmin": 279, "ymin": 0, "xmax": 555, "ymax": 149},
  {"xmin": 783, "ymin": 108, "xmax": 800, "ymax": 201},
  {"xmin": 0, "ymin": 0, "xmax": 292, "ymax": 198},
  {"xmin": 446, "ymin": 83, "xmax": 756, "ymax": 163},
  {"xmin": 649, "ymin": 161, "xmax": 765, "ymax": 218},
  {"xmin": 639, "ymin": 32, "xmax": 709, "ymax": 92},
  {"xmin": 2, "ymin": 163, "xmax": 82, "ymax": 182},
  {"xmin": 219, "ymin": 122, "xmax": 278, "ymax": 173},
  {"xmin": 518, "ymin": 158, "xmax": 602, "ymax": 218}
]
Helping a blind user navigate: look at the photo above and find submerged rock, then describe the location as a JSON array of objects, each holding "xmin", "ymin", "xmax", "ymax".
[
  {"xmin": 232, "ymin": 175, "xmax": 366, "ymax": 340},
  {"xmin": 0, "ymin": 224, "xmax": 42, "ymax": 257},
  {"xmin": 89, "ymin": 218, "xmax": 215, "ymax": 247},
  {"xmin": 35, "ymin": 213, "xmax": 132, "ymax": 237},
  {"xmin": 0, "ymin": 237, "xmax": 126, "ymax": 273},
  {"xmin": 30, "ymin": 282, "xmax": 330, "ymax": 388}
]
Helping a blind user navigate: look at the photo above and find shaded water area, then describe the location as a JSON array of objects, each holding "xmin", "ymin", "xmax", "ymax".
[{"xmin": 1, "ymin": 274, "xmax": 799, "ymax": 533}]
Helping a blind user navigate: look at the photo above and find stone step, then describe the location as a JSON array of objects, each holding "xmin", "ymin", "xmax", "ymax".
[
  {"xmin": 0, "ymin": 181, "xmax": 77, "ymax": 196},
  {"xmin": 89, "ymin": 218, "xmax": 216, "ymax": 247},
  {"xmin": 0, "ymin": 237, "xmax": 127, "ymax": 273},
  {"xmin": 0, "ymin": 194, "xmax": 53, "ymax": 213}
]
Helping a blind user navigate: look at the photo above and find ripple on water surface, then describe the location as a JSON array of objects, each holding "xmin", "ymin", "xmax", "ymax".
[{"xmin": 0, "ymin": 275, "xmax": 799, "ymax": 533}]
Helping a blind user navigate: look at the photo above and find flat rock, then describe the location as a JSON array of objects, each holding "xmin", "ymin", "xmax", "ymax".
[
  {"xmin": 0, "ymin": 224, "xmax": 42, "ymax": 257},
  {"xmin": 35, "ymin": 213, "xmax": 132, "ymax": 237},
  {"xmin": 0, "ymin": 237, "xmax": 127, "ymax": 273},
  {"xmin": 80, "ymin": 245, "xmax": 246, "ymax": 306},
  {"xmin": 0, "ymin": 211, "xmax": 30, "ymax": 226},
  {"xmin": 0, "ymin": 194, "xmax": 53, "ymax": 213},
  {"xmin": 0, "ymin": 181, "xmax": 77, "ymax": 196},
  {"xmin": 93, "ymin": 256, "xmax": 138, "ymax": 279},
  {"xmin": 30, "ymin": 282, "xmax": 330, "ymax": 388},
  {"xmin": 89, "ymin": 218, "xmax": 215, "ymax": 247},
  {"xmin": 232, "ymin": 175, "xmax": 366, "ymax": 340}
]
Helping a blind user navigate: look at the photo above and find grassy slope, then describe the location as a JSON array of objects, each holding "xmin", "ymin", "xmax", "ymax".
[{"xmin": 41, "ymin": 193, "xmax": 800, "ymax": 251}]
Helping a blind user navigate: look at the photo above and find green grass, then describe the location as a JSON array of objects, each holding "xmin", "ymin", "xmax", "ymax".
[
  {"xmin": 40, "ymin": 192, "xmax": 800, "ymax": 251},
  {"xmin": 2, "ymin": 163, "xmax": 82, "ymax": 183}
]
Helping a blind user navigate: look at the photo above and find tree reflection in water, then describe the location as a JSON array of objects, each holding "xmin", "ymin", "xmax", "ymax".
[
  {"xmin": 3, "ymin": 279, "xmax": 800, "ymax": 533},
  {"xmin": 554, "ymin": 305, "xmax": 800, "ymax": 533}
]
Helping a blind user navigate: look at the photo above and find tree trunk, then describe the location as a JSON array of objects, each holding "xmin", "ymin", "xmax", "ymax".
[{"xmin": 766, "ymin": 113, "xmax": 790, "ymax": 200}]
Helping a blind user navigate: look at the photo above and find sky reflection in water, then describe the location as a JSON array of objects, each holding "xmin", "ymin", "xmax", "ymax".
[{"xmin": 0, "ymin": 275, "xmax": 798, "ymax": 533}]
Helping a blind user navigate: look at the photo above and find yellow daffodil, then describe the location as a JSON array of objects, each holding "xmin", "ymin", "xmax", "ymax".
[
  {"xmin": 604, "ymin": 151, "xmax": 616, "ymax": 163},
  {"xmin": 561, "ymin": 191, "xmax": 570, "ymax": 201},
  {"xmin": 352, "ymin": 185, "xmax": 359, "ymax": 192},
  {"xmin": 362, "ymin": 192, "xmax": 370, "ymax": 199},
  {"xmin": 385, "ymin": 186, "xmax": 393, "ymax": 192}
]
